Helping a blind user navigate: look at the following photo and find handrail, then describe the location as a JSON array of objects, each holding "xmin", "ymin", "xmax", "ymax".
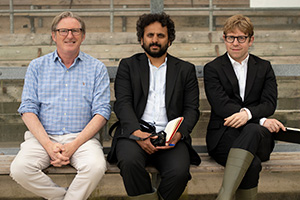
[{"xmin": 3, "ymin": 0, "xmax": 300, "ymax": 33}]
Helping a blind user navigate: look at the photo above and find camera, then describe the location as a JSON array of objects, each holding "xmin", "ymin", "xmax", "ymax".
[
  {"xmin": 139, "ymin": 120, "xmax": 166, "ymax": 146},
  {"xmin": 150, "ymin": 131, "xmax": 166, "ymax": 146}
]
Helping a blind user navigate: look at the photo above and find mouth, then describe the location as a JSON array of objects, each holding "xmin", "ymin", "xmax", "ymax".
[
  {"xmin": 64, "ymin": 41, "xmax": 76, "ymax": 44},
  {"xmin": 150, "ymin": 43, "xmax": 161, "ymax": 48}
]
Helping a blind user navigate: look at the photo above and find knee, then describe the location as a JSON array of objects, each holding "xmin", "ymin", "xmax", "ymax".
[
  {"xmin": 243, "ymin": 124, "xmax": 262, "ymax": 140},
  {"xmin": 162, "ymin": 165, "xmax": 190, "ymax": 183},
  {"xmin": 10, "ymin": 158, "xmax": 28, "ymax": 182},
  {"xmin": 79, "ymin": 158, "xmax": 106, "ymax": 178},
  {"xmin": 117, "ymin": 152, "xmax": 145, "ymax": 169}
]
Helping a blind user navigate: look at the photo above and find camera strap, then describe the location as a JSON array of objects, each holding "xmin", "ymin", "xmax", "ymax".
[
  {"xmin": 129, "ymin": 133, "xmax": 157, "ymax": 141},
  {"xmin": 108, "ymin": 120, "xmax": 156, "ymax": 141}
]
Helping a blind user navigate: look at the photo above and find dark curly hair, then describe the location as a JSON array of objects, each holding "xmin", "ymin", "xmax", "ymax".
[{"xmin": 136, "ymin": 12, "xmax": 175, "ymax": 45}]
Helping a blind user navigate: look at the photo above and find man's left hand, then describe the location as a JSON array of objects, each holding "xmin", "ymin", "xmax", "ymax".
[
  {"xmin": 263, "ymin": 118, "xmax": 286, "ymax": 133},
  {"xmin": 156, "ymin": 132, "xmax": 182, "ymax": 150},
  {"xmin": 60, "ymin": 142, "xmax": 78, "ymax": 159}
]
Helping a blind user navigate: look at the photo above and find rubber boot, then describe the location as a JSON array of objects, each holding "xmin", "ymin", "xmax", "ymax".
[
  {"xmin": 235, "ymin": 187, "xmax": 257, "ymax": 200},
  {"xmin": 216, "ymin": 148, "xmax": 254, "ymax": 200},
  {"xmin": 158, "ymin": 191, "xmax": 164, "ymax": 200},
  {"xmin": 128, "ymin": 188, "xmax": 159, "ymax": 200}
]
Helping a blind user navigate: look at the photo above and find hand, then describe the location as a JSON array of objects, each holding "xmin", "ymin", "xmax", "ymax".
[
  {"xmin": 45, "ymin": 142, "xmax": 70, "ymax": 167},
  {"xmin": 224, "ymin": 111, "xmax": 248, "ymax": 128},
  {"xmin": 132, "ymin": 130, "xmax": 158, "ymax": 155},
  {"xmin": 263, "ymin": 119, "xmax": 286, "ymax": 133},
  {"xmin": 61, "ymin": 142, "xmax": 78, "ymax": 159},
  {"xmin": 156, "ymin": 132, "xmax": 182, "ymax": 150}
]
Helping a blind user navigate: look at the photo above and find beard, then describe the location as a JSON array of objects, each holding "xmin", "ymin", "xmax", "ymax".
[{"xmin": 142, "ymin": 42, "xmax": 169, "ymax": 58}]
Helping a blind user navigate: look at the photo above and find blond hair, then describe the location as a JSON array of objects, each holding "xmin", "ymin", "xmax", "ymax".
[{"xmin": 223, "ymin": 14, "xmax": 254, "ymax": 37}]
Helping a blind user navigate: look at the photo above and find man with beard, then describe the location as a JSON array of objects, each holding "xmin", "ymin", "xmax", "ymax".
[{"xmin": 107, "ymin": 12, "xmax": 200, "ymax": 200}]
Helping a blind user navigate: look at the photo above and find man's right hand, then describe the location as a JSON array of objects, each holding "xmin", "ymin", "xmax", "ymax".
[
  {"xmin": 45, "ymin": 142, "xmax": 70, "ymax": 167},
  {"xmin": 132, "ymin": 130, "xmax": 158, "ymax": 155}
]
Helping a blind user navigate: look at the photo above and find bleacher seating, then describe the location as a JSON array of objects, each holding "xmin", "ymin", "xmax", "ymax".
[{"xmin": 0, "ymin": 1, "xmax": 300, "ymax": 199}]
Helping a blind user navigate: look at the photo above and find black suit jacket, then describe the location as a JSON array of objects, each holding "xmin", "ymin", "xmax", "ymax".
[
  {"xmin": 107, "ymin": 53, "xmax": 201, "ymax": 165},
  {"xmin": 204, "ymin": 53, "xmax": 278, "ymax": 153}
]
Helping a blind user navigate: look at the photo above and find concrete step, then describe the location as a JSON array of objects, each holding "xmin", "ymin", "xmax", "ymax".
[
  {"xmin": 0, "ymin": 12, "xmax": 299, "ymax": 34},
  {"xmin": 0, "ymin": 31, "xmax": 300, "ymax": 67},
  {"xmin": 1, "ymin": 170, "xmax": 300, "ymax": 199}
]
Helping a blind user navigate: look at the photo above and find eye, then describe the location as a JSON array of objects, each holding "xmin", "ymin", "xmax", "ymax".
[
  {"xmin": 60, "ymin": 29, "xmax": 68, "ymax": 33},
  {"xmin": 157, "ymin": 34, "xmax": 165, "ymax": 38},
  {"xmin": 147, "ymin": 33, "xmax": 154, "ymax": 37}
]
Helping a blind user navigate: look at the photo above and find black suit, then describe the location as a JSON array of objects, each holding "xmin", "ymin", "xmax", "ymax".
[
  {"xmin": 107, "ymin": 53, "xmax": 200, "ymax": 199},
  {"xmin": 204, "ymin": 53, "xmax": 277, "ymax": 189}
]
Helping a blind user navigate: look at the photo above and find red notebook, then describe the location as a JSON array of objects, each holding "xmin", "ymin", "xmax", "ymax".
[{"xmin": 165, "ymin": 117, "xmax": 184, "ymax": 143}]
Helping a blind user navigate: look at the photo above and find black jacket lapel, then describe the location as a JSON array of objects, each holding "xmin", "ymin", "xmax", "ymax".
[
  {"xmin": 138, "ymin": 54, "xmax": 150, "ymax": 99},
  {"xmin": 244, "ymin": 55, "xmax": 258, "ymax": 100},
  {"xmin": 166, "ymin": 54, "xmax": 180, "ymax": 110},
  {"xmin": 221, "ymin": 54, "xmax": 242, "ymax": 101}
]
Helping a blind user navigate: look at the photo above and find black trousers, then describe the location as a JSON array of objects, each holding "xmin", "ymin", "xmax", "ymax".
[
  {"xmin": 115, "ymin": 138, "xmax": 191, "ymax": 200},
  {"xmin": 210, "ymin": 123, "xmax": 274, "ymax": 189}
]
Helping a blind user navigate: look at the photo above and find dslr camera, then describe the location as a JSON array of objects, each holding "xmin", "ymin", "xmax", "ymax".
[{"xmin": 139, "ymin": 120, "xmax": 166, "ymax": 146}]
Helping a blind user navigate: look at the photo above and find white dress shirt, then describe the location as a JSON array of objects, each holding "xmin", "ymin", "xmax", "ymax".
[
  {"xmin": 227, "ymin": 53, "xmax": 266, "ymax": 125},
  {"xmin": 141, "ymin": 58, "xmax": 168, "ymax": 132}
]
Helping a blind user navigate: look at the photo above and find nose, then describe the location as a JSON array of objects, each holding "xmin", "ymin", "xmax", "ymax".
[
  {"xmin": 152, "ymin": 35, "xmax": 158, "ymax": 43},
  {"xmin": 66, "ymin": 30, "xmax": 74, "ymax": 38},
  {"xmin": 232, "ymin": 37, "xmax": 239, "ymax": 45}
]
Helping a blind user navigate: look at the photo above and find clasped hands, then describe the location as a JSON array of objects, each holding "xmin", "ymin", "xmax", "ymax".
[
  {"xmin": 132, "ymin": 130, "xmax": 181, "ymax": 155},
  {"xmin": 46, "ymin": 142, "xmax": 77, "ymax": 167}
]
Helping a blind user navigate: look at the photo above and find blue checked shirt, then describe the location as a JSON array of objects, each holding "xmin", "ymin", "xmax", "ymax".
[{"xmin": 18, "ymin": 50, "xmax": 111, "ymax": 135}]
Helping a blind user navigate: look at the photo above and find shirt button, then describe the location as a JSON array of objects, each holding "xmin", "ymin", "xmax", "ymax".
[
  {"xmin": 64, "ymin": 113, "xmax": 66, "ymax": 115},
  {"xmin": 65, "ymin": 98, "xmax": 67, "ymax": 101},
  {"xmin": 65, "ymin": 84, "xmax": 68, "ymax": 87},
  {"xmin": 63, "ymin": 128, "xmax": 65, "ymax": 130}
]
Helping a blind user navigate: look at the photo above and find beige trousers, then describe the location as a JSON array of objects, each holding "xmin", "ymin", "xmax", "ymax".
[{"xmin": 10, "ymin": 131, "xmax": 106, "ymax": 200}]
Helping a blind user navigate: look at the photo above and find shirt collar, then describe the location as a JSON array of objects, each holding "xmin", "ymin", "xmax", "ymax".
[
  {"xmin": 53, "ymin": 50, "xmax": 83, "ymax": 61},
  {"xmin": 227, "ymin": 53, "xmax": 249, "ymax": 66},
  {"xmin": 53, "ymin": 50, "xmax": 83, "ymax": 68},
  {"xmin": 148, "ymin": 57, "xmax": 168, "ymax": 69}
]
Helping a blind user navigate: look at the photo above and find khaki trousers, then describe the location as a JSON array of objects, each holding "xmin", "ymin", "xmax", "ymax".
[{"xmin": 10, "ymin": 131, "xmax": 106, "ymax": 200}]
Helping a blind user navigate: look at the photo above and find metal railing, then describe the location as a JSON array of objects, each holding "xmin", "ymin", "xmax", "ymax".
[{"xmin": 1, "ymin": 0, "xmax": 300, "ymax": 33}]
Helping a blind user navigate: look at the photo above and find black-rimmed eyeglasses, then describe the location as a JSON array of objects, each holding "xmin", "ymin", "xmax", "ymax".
[
  {"xmin": 224, "ymin": 35, "xmax": 249, "ymax": 43},
  {"xmin": 55, "ymin": 28, "xmax": 82, "ymax": 36}
]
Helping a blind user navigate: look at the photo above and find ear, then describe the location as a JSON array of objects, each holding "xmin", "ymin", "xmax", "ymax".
[
  {"xmin": 140, "ymin": 37, "xmax": 144, "ymax": 46},
  {"xmin": 222, "ymin": 34, "xmax": 226, "ymax": 41},
  {"xmin": 82, "ymin": 33, "xmax": 86, "ymax": 42},
  {"xmin": 248, "ymin": 36, "xmax": 254, "ymax": 47},
  {"xmin": 51, "ymin": 32, "xmax": 57, "ymax": 43}
]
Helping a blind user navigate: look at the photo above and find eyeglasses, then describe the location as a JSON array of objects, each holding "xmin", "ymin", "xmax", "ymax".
[
  {"xmin": 55, "ymin": 28, "xmax": 82, "ymax": 36},
  {"xmin": 224, "ymin": 35, "xmax": 249, "ymax": 43}
]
